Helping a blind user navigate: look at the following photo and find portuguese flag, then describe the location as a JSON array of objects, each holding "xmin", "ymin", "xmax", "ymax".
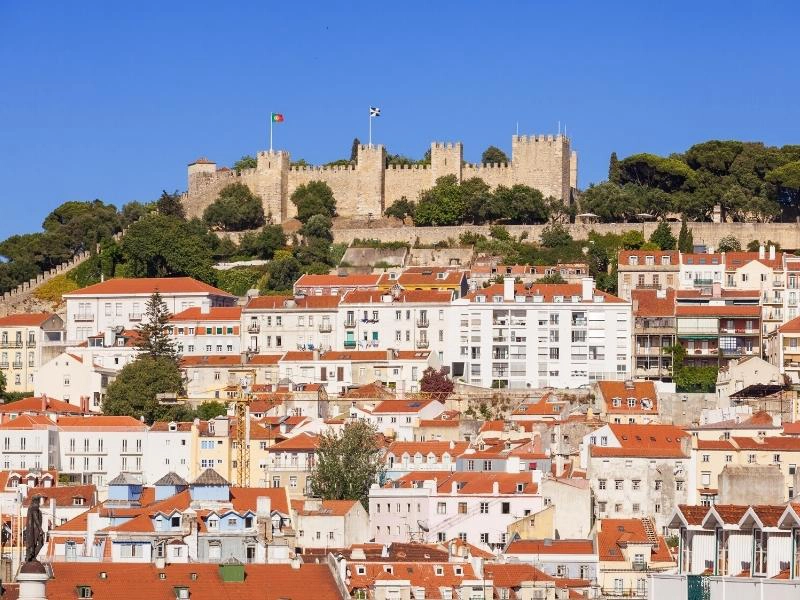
[{"xmin": 271, "ymin": 113, "xmax": 284, "ymax": 123}]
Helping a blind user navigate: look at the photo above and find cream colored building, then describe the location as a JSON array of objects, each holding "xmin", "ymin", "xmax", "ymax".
[{"xmin": 0, "ymin": 313, "xmax": 65, "ymax": 393}]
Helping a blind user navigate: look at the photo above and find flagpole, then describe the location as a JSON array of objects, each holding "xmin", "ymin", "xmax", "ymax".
[
  {"xmin": 368, "ymin": 107, "xmax": 372, "ymax": 148},
  {"xmin": 270, "ymin": 114, "xmax": 273, "ymax": 152}
]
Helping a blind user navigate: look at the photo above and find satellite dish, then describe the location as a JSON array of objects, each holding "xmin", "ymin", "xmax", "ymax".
[
  {"xmin": 674, "ymin": 466, "xmax": 683, "ymax": 476},
  {"xmin": 641, "ymin": 399, "xmax": 653, "ymax": 411},
  {"xmin": 417, "ymin": 520, "xmax": 429, "ymax": 532}
]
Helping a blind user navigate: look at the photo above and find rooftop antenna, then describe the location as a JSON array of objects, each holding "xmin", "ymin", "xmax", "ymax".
[
  {"xmin": 515, "ymin": 121, "xmax": 519, "ymax": 136},
  {"xmin": 564, "ymin": 123, "xmax": 567, "ymax": 138},
  {"xmin": 558, "ymin": 121, "xmax": 561, "ymax": 135}
]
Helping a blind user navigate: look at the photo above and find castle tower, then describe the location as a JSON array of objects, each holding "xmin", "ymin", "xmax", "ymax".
[
  {"xmin": 511, "ymin": 134, "xmax": 572, "ymax": 203},
  {"xmin": 256, "ymin": 150, "xmax": 290, "ymax": 222},
  {"xmin": 187, "ymin": 158, "xmax": 217, "ymax": 195},
  {"xmin": 570, "ymin": 151, "xmax": 578, "ymax": 190},
  {"xmin": 355, "ymin": 144, "xmax": 386, "ymax": 218},
  {"xmin": 430, "ymin": 142, "xmax": 463, "ymax": 183}
]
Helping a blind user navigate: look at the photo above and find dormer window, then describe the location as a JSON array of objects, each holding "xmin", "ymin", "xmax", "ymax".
[
  {"xmin": 435, "ymin": 566, "xmax": 444, "ymax": 576},
  {"xmin": 612, "ymin": 397, "xmax": 621, "ymax": 407},
  {"xmin": 661, "ymin": 256, "xmax": 670, "ymax": 266},
  {"xmin": 171, "ymin": 516, "xmax": 181, "ymax": 528},
  {"xmin": 208, "ymin": 517, "xmax": 218, "ymax": 529},
  {"xmin": 437, "ymin": 272, "xmax": 446, "ymax": 280},
  {"xmin": 629, "ymin": 256, "xmax": 639, "ymax": 266},
  {"xmin": 357, "ymin": 566, "xmax": 366, "ymax": 575},
  {"xmin": 516, "ymin": 483, "xmax": 524, "ymax": 493},
  {"xmin": 627, "ymin": 398, "xmax": 636, "ymax": 408},
  {"xmin": 77, "ymin": 586, "xmax": 93, "ymax": 598},
  {"xmin": 73, "ymin": 497, "xmax": 85, "ymax": 506}
]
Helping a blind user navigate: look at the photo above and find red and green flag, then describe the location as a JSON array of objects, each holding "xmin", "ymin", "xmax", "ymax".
[{"xmin": 271, "ymin": 113, "xmax": 284, "ymax": 123}]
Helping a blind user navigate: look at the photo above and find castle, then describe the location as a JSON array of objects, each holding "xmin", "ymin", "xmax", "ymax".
[{"xmin": 183, "ymin": 134, "xmax": 578, "ymax": 222}]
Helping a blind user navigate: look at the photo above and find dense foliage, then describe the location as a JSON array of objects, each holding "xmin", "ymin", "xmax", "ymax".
[
  {"xmin": 419, "ymin": 367, "xmax": 455, "ymax": 399},
  {"xmin": 136, "ymin": 292, "xmax": 178, "ymax": 361},
  {"xmin": 102, "ymin": 356, "xmax": 189, "ymax": 423},
  {"xmin": 290, "ymin": 181, "xmax": 337, "ymax": 223},
  {"xmin": 203, "ymin": 183, "xmax": 266, "ymax": 231}
]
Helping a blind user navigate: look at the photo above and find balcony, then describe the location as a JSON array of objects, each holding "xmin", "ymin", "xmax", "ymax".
[
  {"xmin": 492, "ymin": 337, "xmax": 508, "ymax": 343},
  {"xmin": 72, "ymin": 314, "xmax": 95, "ymax": 322},
  {"xmin": 344, "ymin": 340, "xmax": 357, "ymax": 349},
  {"xmin": 344, "ymin": 320, "xmax": 357, "ymax": 329},
  {"xmin": 318, "ymin": 322, "xmax": 332, "ymax": 333},
  {"xmin": 774, "ymin": 280, "xmax": 785, "ymax": 287},
  {"xmin": 12, "ymin": 362, "xmax": 22, "ymax": 369},
  {"xmin": 129, "ymin": 313, "xmax": 143, "ymax": 321},
  {"xmin": 416, "ymin": 339, "xmax": 430, "ymax": 349},
  {"xmin": 26, "ymin": 340, "xmax": 36, "ymax": 348},
  {"xmin": 416, "ymin": 317, "xmax": 429, "ymax": 328},
  {"xmin": 0, "ymin": 341, "xmax": 23, "ymax": 349},
  {"xmin": 693, "ymin": 278, "xmax": 714, "ymax": 287},
  {"xmin": 632, "ymin": 562, "xmax": 649, "ymax": 572},
  {"xmin": 571, "ymin": 319, "xmax": 587, "ymax": 327},
  {"xmin": 247, "ymin": 323, "xmax": 260, "ymax": 334},
  {"xmin": 0, "ymin": 362, "xmax": 8, "ymax": 369},
  {"xmin": 719, "ymin": 327, "xmax": 758, "ymax": 336}
]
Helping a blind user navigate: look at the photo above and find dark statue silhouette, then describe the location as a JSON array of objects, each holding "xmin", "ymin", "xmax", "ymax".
[{"xmin": 24, "ymin": 496, "xmax": 44, "ymax": 563}]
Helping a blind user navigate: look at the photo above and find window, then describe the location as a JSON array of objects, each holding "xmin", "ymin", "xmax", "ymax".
[
  {"xmin": 501, "ymin": 502, "xmax": 510, "ymax": 514},
  {"xmin": 614, "ymin": 480, "xmax": 623, "ymax": 490},
  {"xmin": 437, "ymin": 502, "xmax": 446, "ymax": 514},
  {"xmin": 598, "ymin": 479, "xmax": 607, "ymax": 490},
  {"xmin": 480, "ymin": 533, "xmax": 489, "ymax": 544},
  {"xmin": 632, "ymin": 480, "xmax": 640, "ymax": 490},
  {"xmin": 479, "ymin": 502, "xmax": 489, "ymax": 514},
  {"xmin": 655, "ymin": 480, "xmax": 663, "ymax": 491},
  {"xmin": 458, "ymin": 502, "xmax": 467, "ymax": 514},
  {"xmin": 676, "ymin": 480, "xmax": 684, "ymax": 491}
]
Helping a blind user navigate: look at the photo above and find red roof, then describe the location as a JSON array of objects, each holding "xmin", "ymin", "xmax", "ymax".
[
  {"xmin": 632, "ymin": 289, "xmax": 676, "ymax": 317},
  {"xmin": 46, "ymin": 562, "xmax": 339, "ymax": 600},
  {"xmin": 386, "ymin": 441, "xmax": 468, "ymax": 458},
  {"xmin": 681, "ymin": 253, "xmax": 723, "ymax": 265},
  {"xmin": 268, "ymin": 432, "xmax": 319, "ymax": 452},
  {"xmin": 341, "ymin": 289, "xmax": 453, "ymax": 304},
  {"xmin": 590, "ymin": 424, "xmax": 689, "ymax": 458},
  {"xmin": 294, "ymin": 273, "xmax": 381, "ymax": 289},
  {"xmin": 0, "ymin": 414, "xmax": 55, "ymax": 430},
  {"xmin": 465, "ymin": 282, "xmax": 625, "ymax": 303},
  {"xmin": 64, "ymin": 277, "xmax": 234, "ymax": 297},
  {"xmin": 22, "ymin": 484, "xmax": 96, "ymax": 508},
  {"xmin": 0, "ymin": 395, "xmax": 86, "ymax": 415},
  {"xmin": 291, "ymin": 499, "xmax": 359, "ymax": 516},
  {"xmin": 56, "ymin": 416, "xmax": 147, "ymax": 431},
  {"xmin": 370, "ymin": 399, "xmax": 438, "ymax": 414},
  {"xmin": 675, "ymin": 305, "xmax": 761, "ymax": 317},
  {"xmin": 675, "ymin": 505, "xmax": 709, "ymax": 526},
  {"xmin": 281, "ymin": 350, "xmax": 430, "ymax": 362},
  {"xmin": 0, "ymin": 312, "xmax": 58, "ymax": 327},
  {"xmin": 725, "ymin": 251, "xmax": 784, "ymax": 270},
  {"xmin": 619, "ymin": 250, "xmax": 679, "ymax": 265},
  {"xmin": 377, "ymin": 268, "xmax": 467, "ymax": 288},
  {"xmin": 390, "ymin": 471, "xmax": 538, "ymax": 495},
  {"xmin": 245, "ymin": 294, "xmax": 341, "ymax": 310},
  {"xmin": 180, "ymin": 355, "xmax": 242, "ymax": 367},
  {"xmin": 597, "ymin": 518, "xmax": 673, "ymax": 563},
  {"xmin": 779, "ymin": 315, "xmax": 800, "ymax": 334},
  {"xmin": 248, "ymin": 354, "xmax": 282, "ymax": 365},
  {"xmin": 170, "ymin": 306, "xmax": 241, "ymax": 321},
  {"xmin": 597, "ymin": 381, "xmax": 658, "ymax": 414},
  {"xmin": 505, "ymin": 539, "xmax": 595, "ymax": 556}
]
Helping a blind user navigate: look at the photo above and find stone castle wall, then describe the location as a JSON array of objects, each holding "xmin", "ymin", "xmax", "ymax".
[{"xmin": 184, "ymin": 135, "xmax": 574, "ymax": 222}]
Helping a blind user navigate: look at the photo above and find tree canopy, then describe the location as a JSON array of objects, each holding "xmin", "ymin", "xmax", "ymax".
[
  {"xmin": 233, "ymin": 155, "xmax": 258, "ymax": 172},
  {"xmin": 102, "ymin": 356, "xmax": 187, "ymax": 423},
  {"xmin": 203, "ymin": 184, "xmax": 265, "ymax": 231},
  {"xmin": 481, "ymin": 146, "xmax": 509, "ymax": 164},
  {"xmin": 649, "ymin": 222, "xmax": 676, "ymax": 250},
  {"xmin": 136, "ymin": 292, "xmax": 178, "ymax": 361},
  {"xmin": 155, "ymin": 191, "xmax": 186, "ymax": 220},
  {"xmin": 238, "ymin": 224, "xmax": 286, "ymax": 260},
  {"xmin": 290, "ymin": 181, "xmax": 337, "ymax": 223},
  {"xmin": 309, "ymin": 420, "xmax": 385, "ymax": 508},
  {"xmin": 419, "ymin": 367, "xmax": 454, "ymax": 399}
]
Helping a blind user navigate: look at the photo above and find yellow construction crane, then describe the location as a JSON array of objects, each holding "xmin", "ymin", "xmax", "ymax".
[{"xmin": 231, "ymin": 369, "xmax": 256, "ymax": 487}]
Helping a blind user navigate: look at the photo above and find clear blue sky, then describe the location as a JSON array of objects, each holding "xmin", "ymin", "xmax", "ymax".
[{"xmin": 2, "ymin": 1, "xmax": 799, "ymax": 240}]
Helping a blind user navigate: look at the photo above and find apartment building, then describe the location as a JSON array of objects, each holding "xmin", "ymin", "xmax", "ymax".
[
  {"xmin": 384, "ymin": 441, "xmax": 468, "ymax": 478},
  {"xmin": 34, "ymin": 351, "xmax": 119, "ymax": 410},
  {"xmin": 264, "ymin": 432, "xmax": 318, "ymax": 497},
  {"xmin": 292, "ymin": 498, "xmax": 369, "ymax": 551},
  {"xmin": 594, "ymin": 380, "xmax": 659, "ymax": 425},
  {"xmin": 676, "ymin": 304, "xmax": 762, "ymax": 367},
  {"xmin": 170, "ymin": 306, "xmax": 242, "ymax": 356},
  {"xmin": 503, "ymin": 538, "xmax": 598, "ymax": 580},
  {"xmin": 338, "ymin": 287, "xmax": 452, "ymax": 361},
  {"xmin": 631, "ymin": 289, "xmax": 676, "ymax": 381},
  {"xmin": 678, "ymin": 253, "xmax": 725, "ymax": 291},
  {"xmin": 724, "ymin": 248, "xmax": 786, "ymax": 335},
  {"xmin": 470, "ymin": 262, "xmax": 589, "ymax": 289},
  {"xmin": 450, "ymin": 277, "xmax": 631, "ymax": 389},
  {"xmin": 241, "ymin": 294, "xmax": 340, "ymax": 353},
  {"xmin": 293, "ymin": 272, "xmax": 381, "ymax": 296},
  {"xmin": 377, "ymin": 267, "xmax": 469, "ymax": 299},
  {"xmin": 617, "ymin": 250, "xmax": 680, "ymax": 301},
  {"xmin": 369, "ymin": 471, "xmax": 544, "ymax": 550},
  {"xmin": 0, "ymin": 312, "xmax": 65, "ymax": 393},
  {"xmin": 768, "ymin": 314, "xmax": 800, "ymax": 384},
  {"xmin": 353, "ymin": 398, "xmax": 446, "ymax": 441},
  {"xmin": 63, "ymin": 277, "xmax": 235, "ymax": 342},
  {"xmin": 582, "ymin": 423, "xmax": 693, "ymax": 532}
]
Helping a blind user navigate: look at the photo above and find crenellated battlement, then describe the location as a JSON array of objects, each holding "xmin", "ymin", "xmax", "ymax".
[{"xmin": 184, "ymin": 133, "xmax": 575, "ymax": 222}]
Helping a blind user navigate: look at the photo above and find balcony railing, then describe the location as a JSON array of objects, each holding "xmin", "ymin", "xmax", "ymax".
[
  {"xmin": 12, "ymin": 362, "xmax": 22, "ymax": 369},
  {"xmin": 26, "ymin": 340, "xmax": 36, "ymax": 348},
  {"xmin": 0, "ymin": 341, "xmax": 23, "ymax": 349},
  {"xmin": 416, "ymin": 339, "xmax": 430, "ymax": 349},
  {"xmin": 0, "ymin": 362, "xmax": 8, "ymax": 369},
  {"xmin": 416, "ymin": 318, "xmax": 429, "ymax": 328},
  {"xmin": 344, "ymin": 320, "xmax": 357, "ymax": 329},
  {"xmin": 73, "ymin": 314, "xmax": 95, "ymax": 322},
  {"xmin": 247, "ymin": 323, "xmax": 260, "ymax": 333},
  {"xmin": 318, "ymin": 323, "xmax": 332, "ymax": 333},
  {"xmin": 344, "ymin": 340, "xmax": 357, "ymax": 349},
  {"xmin": 129, "ymin": 313, "xmax": 143, "ymax": 321},
  {"xmin": 693, "ymin": 278, "xmax": 714, "ymax": 286}
]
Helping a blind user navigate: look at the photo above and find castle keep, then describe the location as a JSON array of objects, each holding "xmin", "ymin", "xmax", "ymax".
[{"xmin": 184, "ymin": 134, "xmax": 578, "ymax": 222}]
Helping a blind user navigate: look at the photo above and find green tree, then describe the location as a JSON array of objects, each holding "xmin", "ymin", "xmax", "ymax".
[
  {"xmin": 536, "ymin": 273, "xmax": 566, "ymax": 284},
  {"xmin": 621, "ymin": 230, "xmax": 645, "ymax": 250},
  {"xmin": 102, "ymin": 356, "xmax": 186, "ymax": 423},
  {"xmin": 492, "ymin": 185, "xmax": 549, "ymax": 224},
  {"xmin": 290, "ymin": 181, "xmax": 337, "ymax": 223},
  {"xmin": 540, "ymin": 223, "xmax": 573, "ymax": 248},
  {"xmin": 481, "ymin": 146, "xmax": 509, "ymax": 164},
  {"xmin": 309, "ymin": 420, "xmax": 385, "ymax": 508},
  {"xmin": 156, "ymin": 191, "xmax": 186, "ymax": 220},
  {"xmin": 678, "ymin": 218, "xmax": 694, "ymax": 253},
  {"xmin": 580, "ymin": 182, "xmax": 633, "ymax": 222},
  {"xmin": 0, "ymin": 370, "xmax": 5, "ymax": 399},
  {"xmin": 649, "ymin": 222, "xmax": 677, "ymax": 250},
  {"xmin": 203, "ymin": 184, "xmax": 265, "ymax": 231},
  {"xmin": 215, "ymin": 268, "xmax": 262, "ymax": 296},
  {"xmin": 617, "ymin": 153, "xmax": 695, "ymax": 193},
  {"xmin": 766, "ymin": 160, "xmax": 800, "ymax": 211},
  {"xmin": 350, "ymin": 138, "xmax": 361, "ymax": 163},
  {"xmin": 414, "ymin": 175, "xmax": 466, "ymax": 226},
  {"xmin": 299, "ymin": 214, "xmax": 334, "ymax": 243},
  {"xmin": 238, "ymin": 224, "xmax": 286, "ymax": 259},
  {"xmin": 384, "ymin": 197, "xmax": 415, "ymax": 221},
  {"xmin": 120, "ymin": 201, "xmax": 152, "ymax": 226},
  {"xmin": 136, "ymin": 291, "xmax": 178, "ymax": 361},
  {"xmin": 716, "ymin": 234, "xmax": 741, "ymax": 252},
  {"xmin": 121, "ymin": 213, "xmax": 217, "ymax": 282},
  {"xmin": 609, "ymin": 152, "xmax": 620, "ymax": 183},
  {"xmin": 233, "ymin": 155, "xmax": 257, "ymax": 172},
  {"xmin": 196, "ymin": 401, "xmax": 228, "ymax": 420},
  {"xmin": 263, "ymin": 252, "xmax": 302, "ymax": 292}
]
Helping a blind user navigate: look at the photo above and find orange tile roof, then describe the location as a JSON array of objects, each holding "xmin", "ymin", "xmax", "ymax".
[
  {"xmin": 170, "ymin": 306, "xmax": 241, "ymax": 321},
  {"xmin": 340, "ymin": 381, "xmax": 395, "ymax": 399},
  {"xmin": 590, "ymin": 424, "xmax": 689, "ymax": 458},
  {"xmin": 341, "ymin": 289, "xmax": 453, "ymax": 304},
  {"xmin": 0, "ymin": 469, "xmax": 57, "ymax": 489},
  {"xmin": 22, "ymin": 484, "xmax": 96, "ymax": 508},
  {"xmin": 294, "ymin": 273, "xmax": 382, "ymax": 289},
  {"xmin": 0, "ymin": 312, "xmax": 58, "ymax": 327},
  {"xmin": 597, "ymin": 381, "xmax": 658, "ymax": 414},
  {"xmin": 348, "ymin": 561, "xmax": 476, "ymax": 596},
  {"xmin": 230, "ymin": 486, "xmax": 289, "ymax": 514},
  {"xmin": 180, "ymin": 354, "xmax": 242, "ymax": 367},
  {"xmin": 783, "ymin": 421, "xmax": 800, "ymax": 435},
  {"xmin": 0, "ymin": 414, "xmax": 56, "ymax": 429},
  {"xmin": 465, "ymin": 282, "xmax": 625, "ymax": 303},
  {"xmin": 696, "ymin": 439, "xmax": 736, "ymax": 450},
  {"xmin": 729, "ymin": 436, "xmax": 800, "ymax": 451},
  {"xmin": 708, "ymin": 504, "xmax": 749, "ymax": 524},
  {"xmin": 0, "ymin": 395, "xmax": 86, "ymax": 415},
  {"xmin": 675, "ymin": 505, "xmax": 709, "ymax": 526},
  {"xmin": 248, "ymin": 354, "xmax": 282, "ymax": 365},
  {"xmin": 46, "ymin": 562, "xmax": 340, "ymax": 600},
  {"xmin": 779, "ymin": 315, "xmax": 800, "ymax": 334},
  {"xmin": 371, "ymin": 399, "xmax": 437, "ymax": 414},
  {"xmin": 245, "ymin": 294, "xmax": 341, "ymax": 310},
  {"xmin": 267, "ymin": 432, "xmax": 319, "ymax": 452},
  {"xmin": 675, "ymin": 305, "xmax": 761, "ymax": 317},
  {"xmin": 505, "ymin": 539, "xmax": 595, "ymax": 555},
  {"xmin": 386, "ymin": 441, "xmax": 468, "ymax": 458},
  {"xmin": 483, "ymin": 563, "xmax": 557, "ymax": 587},
  {"xmin": 390, "ymin": 471, "xmax": 538, "ymax": 495},
  {"xmin": 619, "ymin": 250, "xmax": 679, "ymax": 265},
  {"xmin": 64, "ymin": 277, "xmax": 234, "ymax": 297},
  {"xmin": 676, "ymin": 289, "xmax": 759, "ymax": 299},
  {"xmin": 725, "ymin": 251, "xmax": 784, "ymax": 270},
  {"xmin": 281, "ymin": 350, "xmax": 430, "ymax": 362},
  {"xmin": 291, "ymin": 499, "xmax": 359, "ymax": 516},
  {"xmin": 597, "ymin": 518, "xmax": 673, "ymax": 563},
  {"xmin": 748, "ymin": 505, "xmax": 786, "ymax": 527},
  {"xmin": 56, "ymin": 416, "xmax": 148, "ymax": 431},
  {"xmin": 632, "ymin": 289, "xmax": 676, "ymax": 317},
  {"xmin": 681, "ymin": 253, "xmax": 723, "ymax": 265}
]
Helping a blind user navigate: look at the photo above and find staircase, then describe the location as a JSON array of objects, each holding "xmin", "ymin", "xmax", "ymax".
[{"xmin": 642, "ymin": 517, "xmax": 658, "ymax": 546}]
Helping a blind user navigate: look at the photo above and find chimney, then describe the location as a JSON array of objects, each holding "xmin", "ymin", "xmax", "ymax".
[
  {"xmin": 581, "ymin": 277, "xmax": 593, "ymax": 302},
  {"xmin": 759, "ymin": 244, "xmax": 765, "ymax": 260},
  {"xmin": 555, "ymin": 454, "xmax": 565, "ymax": 477},
  {"xmin": 40, "ymin": 394, "xmax": 47, "ymax": 412},
  {"xmin": 769, "ymin": 245, "xmax": 776, "ymax": 261},
  {"xmin": 712, "ymin": 282, "xmax": 722, "ymax": 298},
  {"xmin": 104, "ymin": 328, "xmax": 115, "ymax": 348},
  {"xmin": 503, "ymin": 276, "xmax": 514, "ymax": 302},
  {"xmin": 80, "ymin": 396, "xmax": 89, "ymax": 413},
  {"xmin": 312, "ymin": 348, "xmax": 320, "ymax": 362},
  {"xmin": 257, "ymin": 496, "xmax": 272, "ymax": 517},
  {"xmin": 492, "ymin": 481, "xmax": 500, "ymax": 496},
  {"xmin": 200, "ymin": 299, "xmax": 211, "ymax": 315}
]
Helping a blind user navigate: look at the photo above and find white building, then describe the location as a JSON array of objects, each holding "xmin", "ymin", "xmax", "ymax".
[
  {"xmin": 352, "ymin": 399, "xmax": 447, "ymax": 441},
  {"xmin": 369, "ymin": 470, "xmax": 544, "ymax": 551},
  {"xmin": 450, "ymin": 277, "xmax": 631, "ymax": 389},
  {"xmin": 170, "ymin": 306, "xmax": 242, "ymax": 356},
  {"xmin": 34, "ymin": 351, "xmax": 119, "ymax": 411},
  {"xmin": 0, "ymin": 312, "xmax": 65, "ymax": 393},
  {"xmin": 292, "ymin": 498, "xmax": 370, "ymax": 551},
  {"xmin": 143, "ymin": 421, "xmax": 195, "ymax": 485},
  {"xmin": 63, "ymin": 277, "xmax": 235, "ymax": 343}
]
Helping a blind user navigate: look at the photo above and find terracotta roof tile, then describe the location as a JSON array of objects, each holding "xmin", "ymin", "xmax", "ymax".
[
  {"xmin": 341, "ymin": 289, "xmax": 453, "ymax": 304},
  {"xmin": 170, "ymin": 306, "xmax": 241, "ymax": 321},
  {"xmin": 505, "ymin": 539, "xmax": 594, "ymax": 555},
  {"xmin": 291, "ymin": 499, "xmax": 359, "ymax": 516},
  {"xmin": 632, "ymin": 289, "xmax": 676, "ymax": 317},
  {"xmin": 465, "ymin": 282, "xmax": 625, "ymax": 303},
  {"xmin": 597, "ymin": 381, "xmax": 658, "ymax": 414},
  {"xmin": 245, "ymin": 294, "xmax": 341, "ymax": 310},
  {"xmin": 64, "ymin": 277, "xmax": 234, "ymax": 297},
  {"xmin": 389, "ymin": 471, "xmax": 538, "ymax": 495},
  {"xmin": 0, "ymin": 312, "xmax": 58, "ymax": 327},
  {"xmin": 294, "ymin": 273, "xmax": 381, "ymax": 289},
  {"xmin": 675, "ymin": 305, "xmax": 761, "ymax": 317}
]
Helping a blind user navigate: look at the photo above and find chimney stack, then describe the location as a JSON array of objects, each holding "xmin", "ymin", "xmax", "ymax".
[
  {"xmin": 769, "ymin": 245, "xmax": 776, "ymax": 261},
  {"xmin": 503, "ymin": 276, "xmax": 515, "ymax": 302},
  {"xmin": 200, "ymin": 299, "xmax": 211, "ymax": 315},
  {"xmin": 581, "ymin": 277, "xmax": 593, "ymax": 302},
  {"xmin": 40, "ymin": 394, "xmax": 47, "ymax": 412},
  {"xmin": 759, "ymin": 244, "xmax": 765, "ymax": 260}
]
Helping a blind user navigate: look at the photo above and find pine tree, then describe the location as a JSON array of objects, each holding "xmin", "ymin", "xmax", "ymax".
[
  {"xmin": 649, "ymin": 221, "xmax": 677, "ymax": 250},
  {"xmin": 350, "ymin": 138, "xmax": 361, "ymax": 164},
  {"xmin": 608, "ymin": 152, "xmax": 620, "ymax": 184},
  {"xmin": 136, "ymin": 291, "xmax": 178, "ymax": 361},
  {"xmin": 678, "ymin": 218, "xmax": 694, "ymax": 253}
]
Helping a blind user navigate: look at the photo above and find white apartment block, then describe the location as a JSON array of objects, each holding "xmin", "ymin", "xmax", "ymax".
[
  {"xmin": 170, "ymin": 306, "xmax": 242, "ymax": 356},
  {"xmin": 369, "ymin": 471, "xmax": 544, "ymax": 551},
  {"xmin": 34, "ymin": 351, "xmax": 119, "ymax": 411},
  {"xmin": 338, "ymin": 287, "xmax": 452, "ymax": 362},
  {"xmin": 449, "ymin": 277, "xmax": 631, "ymax": 389},
  {"xmin": 0, "ymin": 313, "xmax": 65, "ymax": 393},
  {"xmin": 63, "ymin": 277, "xmax": 235, "ymax": 342},
  {"xmin": 241, "ymin": 294, "xmax": 340, "ymax": 353}
]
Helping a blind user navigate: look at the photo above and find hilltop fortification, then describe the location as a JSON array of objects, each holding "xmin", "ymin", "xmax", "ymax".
[{"xmin": 184, "ymin": 134, "xmax": 578, "ymax": 222}]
